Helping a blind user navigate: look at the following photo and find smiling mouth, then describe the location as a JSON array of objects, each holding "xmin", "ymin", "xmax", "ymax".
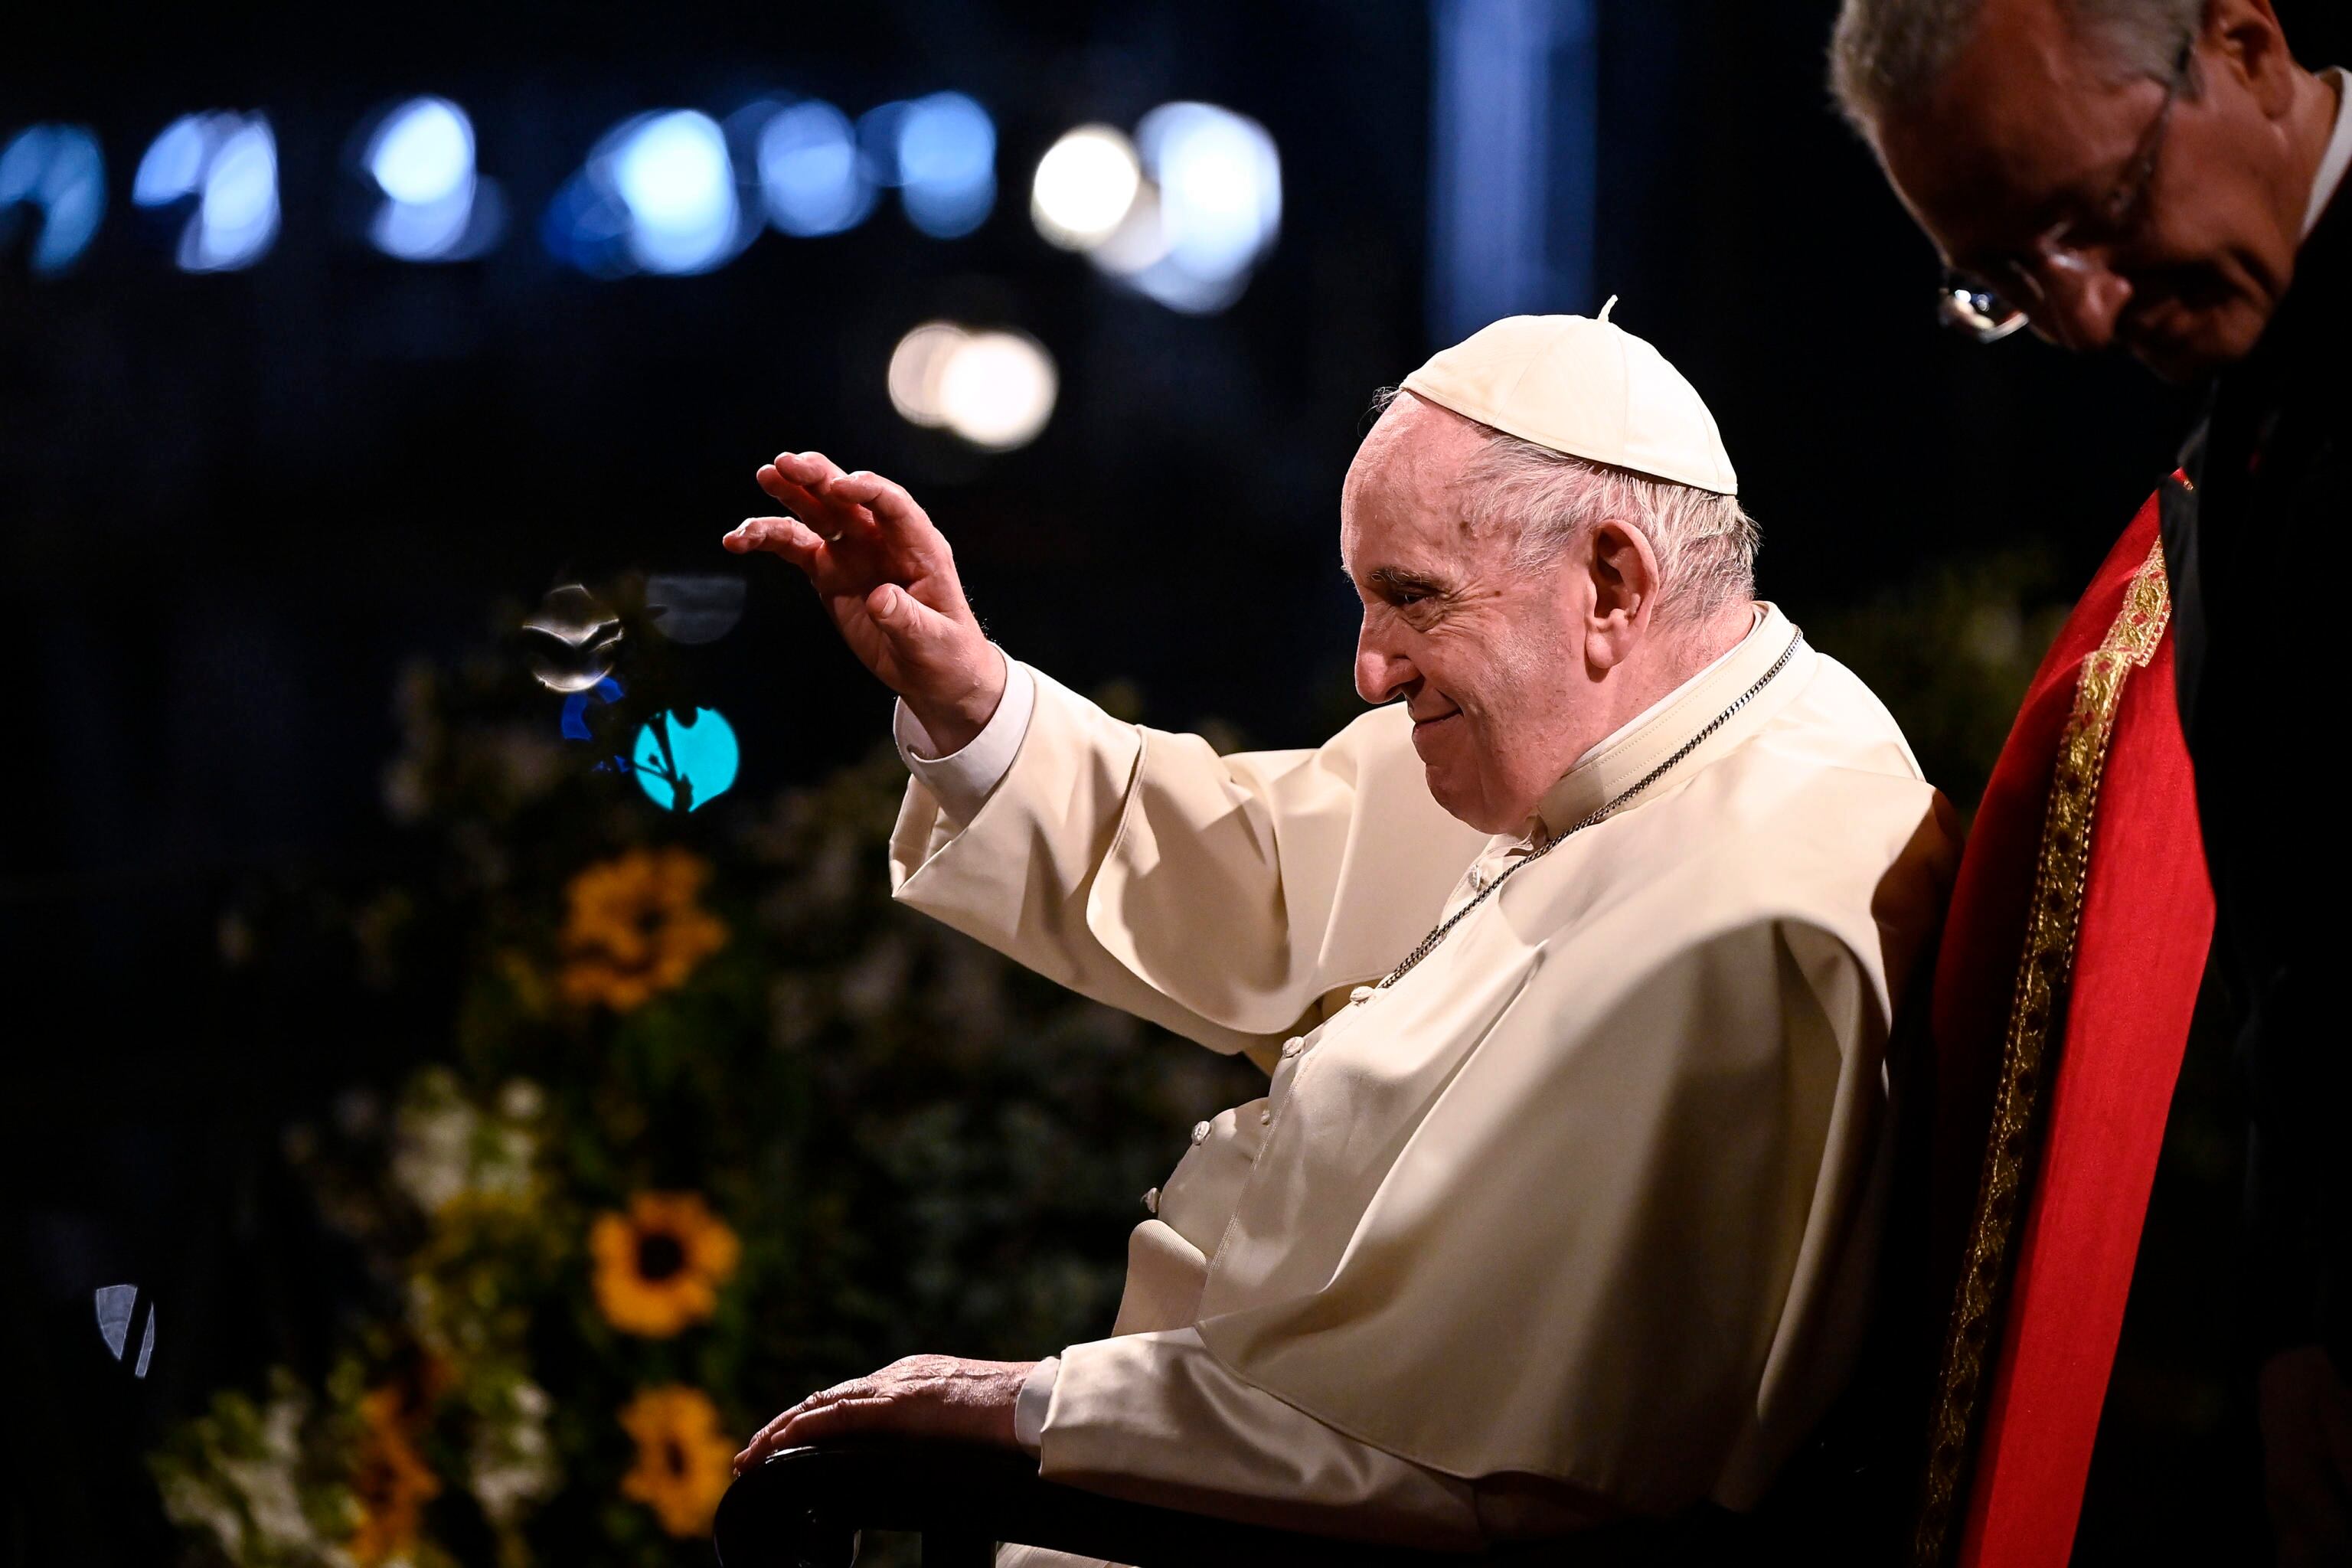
[{"xmin": 1410, "ymin": 710, "xmax": 1462, "ymax": 746}]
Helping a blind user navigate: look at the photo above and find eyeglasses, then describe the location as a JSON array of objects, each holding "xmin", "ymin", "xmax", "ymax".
[{"xmin": 1936, "ymin": 34, "xmax": 2197, "ymax": 344}]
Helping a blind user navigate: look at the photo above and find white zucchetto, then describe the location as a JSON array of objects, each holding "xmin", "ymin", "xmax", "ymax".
[{"xmin": 1400, "ymin": 301, "xmax": 1740, "ymax": 495}]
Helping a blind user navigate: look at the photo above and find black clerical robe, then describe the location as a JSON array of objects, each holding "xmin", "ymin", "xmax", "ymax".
[{"xmin": 2166, "ymin": 184, "xmax": 2352, "ymax": 1374}]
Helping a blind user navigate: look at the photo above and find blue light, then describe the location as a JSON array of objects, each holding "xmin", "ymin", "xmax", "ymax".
[
  {"xmin": 362, "ymin": 96, "xmax": 497, "ymax": 263},
  {"xmin": 368, "ymin": 97, "xmax": 472, "ymax": 206},
  {"xmin": 132, "ymin": 113, "xmax": 279, "ymax": 272},
  {"xmin": 560, "ymin": 675, "xmax": 625, "ymax": 740},
  {"xmin": 541, "ymin": 166, "xmax": 632, "ymax": 276},
  {"xmin": 547, "ymin": 109, "xmax": 750, "ymax": 277},
  {"xmin": 94, "ymin": 1285, "xmax": 156, "ymax": 1380},
  {"xmin": 132, "ymin": 115, "xmax": 207, "ymax": 206},
  {"xmin": 858, "ymin": 100, "xmax": 911, "ymax": 185},
  {"xmin": 0, "ymin": 124, "xmax": 105, "ymax": 275},
  {"xmin": 190, "ymin": 119, "xmax": 278, "ymax": 270},
  {"xmin": 757, "ymin": 100, "xmax": 871, "ymax": 237},
  {"xmin": 371, "ymin": 187, "xmax": 475, "ymax": 260},
  {"xmin": 632, "ymin": 707, "xmax": 740, "ymax": 812},
  {"xmin": 611, "ymin": 110, "xmax": 740, "ymax": 274},
  {"xmin": 1113, "ymin": 103, "xmax": 1282, "ymax": 314},
  {"xmin": 896, "ymin": 92, "xmax": 995, "ymax": 238},
  {"xmin": 1427, "ymin": 0, "xmax": 1596, "ymax": 340}
]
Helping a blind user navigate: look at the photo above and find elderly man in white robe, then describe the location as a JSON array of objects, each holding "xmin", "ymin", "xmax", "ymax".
[{"xmin": 723, "ymin": 311, "xmax": 1958, "ymax": 1549}]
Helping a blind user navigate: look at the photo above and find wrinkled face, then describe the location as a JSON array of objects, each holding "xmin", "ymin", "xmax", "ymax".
[
  {"xmin": 1341, "ymin": 396, "xmax": 1590, "ymax": 833},
  {"xmin": 1875, "ymin": 0, "xmax": 2311, "ymax": 380}
]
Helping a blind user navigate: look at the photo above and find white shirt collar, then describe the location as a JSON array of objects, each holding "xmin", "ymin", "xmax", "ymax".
[{"xmin": 2301, "ymin": 67, "xmax": 2352, "ymax": 239}]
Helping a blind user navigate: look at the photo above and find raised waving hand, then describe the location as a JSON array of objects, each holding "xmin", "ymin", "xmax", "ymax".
[{"xmin": 724, "ymin": 451, "xmax": 1006, "ymax": 753}]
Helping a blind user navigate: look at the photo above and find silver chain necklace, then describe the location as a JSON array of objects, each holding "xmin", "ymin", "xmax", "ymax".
[{"xmin": 1366, "ymin": 631, "xmax": 1805, "ymax": 998}]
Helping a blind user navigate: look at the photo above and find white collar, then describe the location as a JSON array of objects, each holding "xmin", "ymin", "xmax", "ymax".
[{"xmin": 2301, "ymin": 67, "xmax": 2352, "ymax": 239}]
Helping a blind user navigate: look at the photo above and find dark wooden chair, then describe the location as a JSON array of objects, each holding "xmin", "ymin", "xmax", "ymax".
[{"xmin": 710, "ymin": 1380, "xmax": 1910, "ymax": 1568}]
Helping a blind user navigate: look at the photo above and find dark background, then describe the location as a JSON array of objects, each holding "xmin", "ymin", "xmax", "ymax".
[{"xmin": 5, "ymin": 2, "xmax": 2341, "ymax": 1561}]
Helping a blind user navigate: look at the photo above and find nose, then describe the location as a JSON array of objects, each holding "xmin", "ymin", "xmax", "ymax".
[
  {"xmin": 2033, "ymin": 253, "xmax": 2133, "ymax": 352},
  {"xmin": 1355, "ymin": 614, "xmax": 1417, "ymax": 704}
]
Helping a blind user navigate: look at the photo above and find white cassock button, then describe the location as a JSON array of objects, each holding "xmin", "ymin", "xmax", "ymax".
[
  {"xmin": 1259, "ymin": 1107, "xmax": 1273, "ymax": 1125},
  {"xmin": 1191, "ymin": 1120, "xmax": 1212, "ymax": 1145},
  {"xmin": 1142, "ymin": 1187, "xmax": 1161, "ymax": 1216},
  {"xmin": 1280, "ymin": 1038, "xmax": 1303, "ymax": 1059},
  {"xmin": 1348, "ymin": 985, "xmax": 1376, "ymax": 1004}
]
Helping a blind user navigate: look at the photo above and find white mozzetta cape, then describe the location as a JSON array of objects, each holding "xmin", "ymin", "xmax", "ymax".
[{"xmin": 890, "ymin": 607, "xmax": 1955, "ymax": 1517}]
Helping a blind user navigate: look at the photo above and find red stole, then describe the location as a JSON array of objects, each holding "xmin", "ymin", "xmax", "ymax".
[{"xmin": 1911, "ymin": 490, "xmax": 2215, "ymax": 1566}]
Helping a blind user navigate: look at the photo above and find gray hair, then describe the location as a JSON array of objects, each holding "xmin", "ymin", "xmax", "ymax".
[
  {"xmin": 1370, "ymin": 387, "xmax": 1760, "ymax": 631},
  {"xmin": 1828, "ymin": 0, "xmax": 2203, "ymax": 136}
]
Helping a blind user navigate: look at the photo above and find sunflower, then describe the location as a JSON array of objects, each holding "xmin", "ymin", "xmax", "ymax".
[
  {"xmin": 559, "ymin": 848, "xmax": 729, "ymax": 1012},
  {"xmin": 617, "ymin": 1386, "xmax": 735, "ymax": 1538},
  {"xmin": 348, "ymin": 1385, "xmax": 442, "ymax": 1566},
  {"xmin": 590, "ymin": 1191, "xmax": 740, "ymax": 1338}
]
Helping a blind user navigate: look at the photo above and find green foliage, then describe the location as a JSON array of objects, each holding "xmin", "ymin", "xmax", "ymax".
[{"xmin": 1803, "ymin": 545, "xmax": 2075, "ymax": 821}]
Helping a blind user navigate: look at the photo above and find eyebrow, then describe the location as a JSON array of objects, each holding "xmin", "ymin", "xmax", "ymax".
[{"xmin": 1354, "ymin": 564, "xmax": 1449, "ymax": 598}]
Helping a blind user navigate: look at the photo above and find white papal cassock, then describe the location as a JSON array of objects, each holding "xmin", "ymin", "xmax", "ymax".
[{"xmin": 887, "ymin": 604, "xmax": 1955, "ymax": 1550}]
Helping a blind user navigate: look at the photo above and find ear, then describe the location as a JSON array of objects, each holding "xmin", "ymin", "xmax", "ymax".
[
  {"xmin": 2209, "ymin": 0, "xmax": 2296, "ymax": 119},
  {"xmin": 1579, "ymin": 519, "xmax": 1662, "ymax": 672}
]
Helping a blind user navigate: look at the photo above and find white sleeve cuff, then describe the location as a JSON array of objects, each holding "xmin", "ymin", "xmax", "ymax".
[
  {"xmin": 1014, "ymin": 1356, "xmax": 1059, "ymax": 1456},
  {"xmin": 892, "ymin": 652, "xmax": 1037, "ymax": 825}
]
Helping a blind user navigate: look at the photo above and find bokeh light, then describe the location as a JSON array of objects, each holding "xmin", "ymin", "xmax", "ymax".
[
  {"xmin": 0, "ymin": 123, "xmax": 106, "ymax": 275},
  {"xmin": 936, "ymin": 330, "xmax": 1057, "ymax": 450},
  {"xmin": 1030, "ymin": 125, "xmax": 1140, "ymax": 251},
  {"xmin": 547, "ymin": 110, "xmax": 746, "ymax": 277},
  {"xmin": 132, "ymin": 116, "xmax": 206, "ymax": 206},
  {"xmin": 1040, "ymin": 103, "xmax": 1281, "ymax": 314},
  {"xmin": 94, "ymin": 1285, "xmax": 155, "ymax": 1378},
  {"xmin": 135, "ymin": 112, "xmax": 280, "ymax": 272},
  {"xmin": 612, "ymin": 112, "xmax": 739, "ymax": 273},
  {"xmin": 522, "ymin": 584, "xmax": 625, "ymax": 693},
  {"xmin": 644, "ymin": 573, "xmax": 747, "ymax": 645},
  {"xmin": 362, "ymin": 96, "xmax": 501, "ymax": 262},
  {"xmin": 887, "ymin": 322, "xmax": 1057, "ymax": 450},
  {"xmin": 368, "ymin": 98, "xmax": 469, "ymax": 205},
  {"xmin": 560, "ymin": 675, "xmax": 625, "ymax": 740},
  {"xmin": 886, "ymin": 320, "xmax": 969, "ymax": 427},
  {"xmin": 893, "ymin": 92, "xmax": 995, "ymax": 238},
  {"xmin": 632, "ymin": 708, "xmax": 740, "ymax": 812},
  {"xmin": 194, "ymin": 119, "xmax": 279, "ymax": 271},
  {"xmin": 1127, "ymin": 103, "xmax": 1282, "ymax": 312},
  {"xmin": 756, "ymin": 100, "xmax": 871, "ymax": 237}
]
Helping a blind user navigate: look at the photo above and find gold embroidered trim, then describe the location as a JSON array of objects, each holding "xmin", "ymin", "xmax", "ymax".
[{"xmin": 1911, "ymin": 538, "xmax": 2171, "ymax": 1566}]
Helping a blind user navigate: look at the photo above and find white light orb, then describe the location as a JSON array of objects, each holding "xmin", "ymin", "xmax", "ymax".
[
  {"xmin": 368, "ymin": 97, "xmax": 474, "ymax": 206},
  {"xmin": 936, "ymin": 330, "xmax": 1057, "ymax": 452},
  {"xmin": 1030, "ymin": 126, "xmax": 1140, "ymax": 250},
  {"xmin": 887, "ymin": 321, "xmax": 969, "ymax": 427}
]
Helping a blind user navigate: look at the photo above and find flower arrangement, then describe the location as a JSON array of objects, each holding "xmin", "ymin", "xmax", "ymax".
[{"xmin": 152, "ymin": 629, "xmax": 1262, "ymax": 1567}]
